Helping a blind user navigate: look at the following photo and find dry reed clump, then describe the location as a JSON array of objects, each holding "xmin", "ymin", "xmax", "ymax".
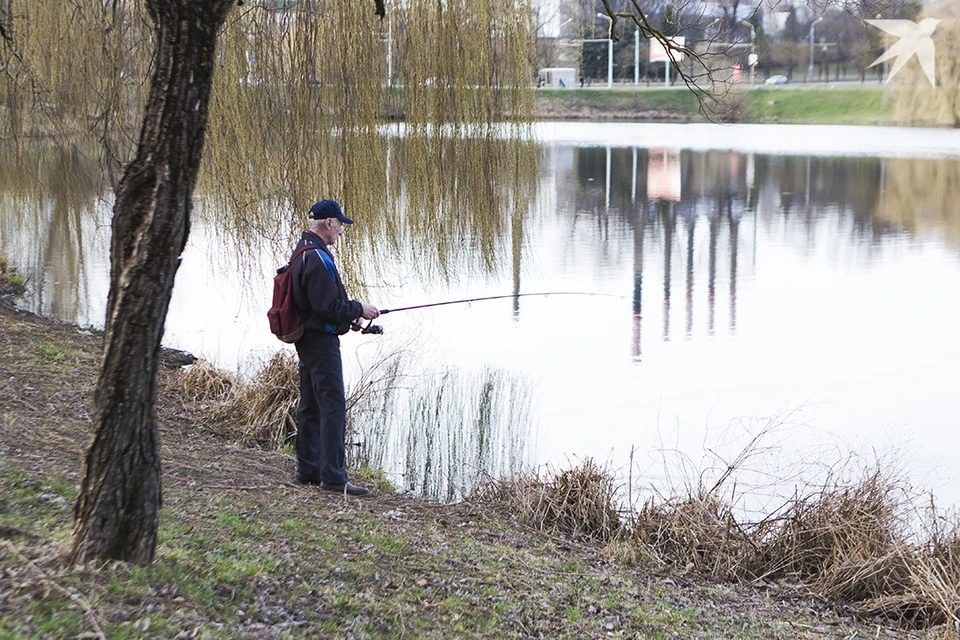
[
  {"xmin": 177, "ymin": 360, "xmax": 239, "ymax": 403},
  {"xmin": 904, "ymin": 518, "xmax": 960, "ymax": 628},
  {"xmin": 631, "ymin": 493, "xmax": 759, "ymax": 580},
  {"xmin": 760, "ymin": 475, "xmax": 960, "ymax": 629},
  {"xmin": 472, "ymin": 459, "xmax": 622, "ymax": 542},
  {"xmin": 222, "ymin": 352, "xmax": 299, "ymax": 449},
  {"xmin": 624, "ymin": 462, "xmax": 960, "ymax": 629},
  {"xmin": 758, "ymin": 471, "xmax": 913, "ymax": 606}
]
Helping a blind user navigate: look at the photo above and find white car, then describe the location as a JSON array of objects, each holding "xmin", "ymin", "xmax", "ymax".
[{"xmin": 765, "ymin": 74, "xmax": 788, "ymax": 85}]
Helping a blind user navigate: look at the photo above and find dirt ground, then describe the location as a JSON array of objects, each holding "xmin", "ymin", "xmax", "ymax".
[{"xmin": 0, "ymin": 299, "xmax": 949, "ymax": 639}]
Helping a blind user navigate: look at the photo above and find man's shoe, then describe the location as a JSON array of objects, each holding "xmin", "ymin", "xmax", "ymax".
[
  {"xmin": 295, "ymin": 473, "xmax": 323, "ymax": 486},
  {"xmin": 320, "ymin": 481, "xmax": 369, "ymax": 496}
]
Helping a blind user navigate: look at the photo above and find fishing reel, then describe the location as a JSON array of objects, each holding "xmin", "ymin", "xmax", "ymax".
[{"xmin": 351, "ymin": 319, "xmax": 384, "ymax": 335}]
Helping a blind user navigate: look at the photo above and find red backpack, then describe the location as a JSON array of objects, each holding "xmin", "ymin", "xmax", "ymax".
[{"xmin": 267, "ymin": 244, "xmax": 317, "ymax": 343}]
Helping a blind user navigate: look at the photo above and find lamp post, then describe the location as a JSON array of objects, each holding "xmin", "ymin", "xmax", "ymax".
[
  {"xmin": 808, "ymin": 16, "xmax": 823, "ymax": 83},
  {"xmin": 596, "ymin": 12, "xmax": 613, "ymax": 89},
  {"xmin": 635, "ymin": 27, "xmax": 640, "ymax": 84}
]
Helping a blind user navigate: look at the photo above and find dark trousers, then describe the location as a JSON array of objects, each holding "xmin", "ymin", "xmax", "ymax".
[{"xmin": 294, "ymin": 331, "xmax": 349, "ymax": 485}]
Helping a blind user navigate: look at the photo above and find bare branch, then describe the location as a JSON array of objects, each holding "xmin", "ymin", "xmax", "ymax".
[{"xmin": 599, "ymin": 0, "xmax": 728, "ymax": 120}]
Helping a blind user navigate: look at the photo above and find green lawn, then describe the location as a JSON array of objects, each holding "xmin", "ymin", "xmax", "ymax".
[
  {"xmin": 533, "ymin": 84, "xmax": 895, "ymax": 125},
  {"xmin": 535, "ymin": 87, "xmax": 704, "ymax": 118},
  {"xmin": 741, "ymin": 86, "xmax": 892, "ymax": 125}
]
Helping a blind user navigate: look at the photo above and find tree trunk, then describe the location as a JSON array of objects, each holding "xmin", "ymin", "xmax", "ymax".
[{"xmin": 69, "ymin": 0, "xmax": 233, "ymax": 565}]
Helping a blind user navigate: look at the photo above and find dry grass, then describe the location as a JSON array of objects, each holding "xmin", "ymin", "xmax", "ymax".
[
  {"xmin": 178, "ymin": 360, "xmax": 239, "ymax": 403},
  {"xmin": 178, "ymin": 353, "xmax": 300, "ymax": 449},
  {"xmin": 472, "ymin": 459, "xmax": 622, "ymax": 542},
  {"xmin": 631, "ymin": 493, "xmax": 759, "ymax": 579},
  {"xmin": 474, "ymin": 451, "xmax": 960, "ymax": 631},
  {"xmin": 907, "ymin": 519, "xmax": 960, "ymax": 628},
  {"xmin": 758, "ymin": 471, "xmax": 912, "ymax": 604},
  {"xmin": 224, "ymin": 352, "xmax": 300, "ymax": 449},
  {"xmin": 180, "ymin": 347, "xmax": 407, "ymax": 454},
  {"xmin": 0, "ymin": 254, "xmax": 27, "ymax": 298}
]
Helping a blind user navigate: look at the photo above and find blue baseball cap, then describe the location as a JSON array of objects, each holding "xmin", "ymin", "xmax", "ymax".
[{"xmin": 308, "ymin": 200, "xmax": 354, "ymax": 224}]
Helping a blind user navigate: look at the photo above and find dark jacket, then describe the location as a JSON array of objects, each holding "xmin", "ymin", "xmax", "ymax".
[{"xmin": 290, "ymin": 231, "xmax": 362, "ymax": 336}]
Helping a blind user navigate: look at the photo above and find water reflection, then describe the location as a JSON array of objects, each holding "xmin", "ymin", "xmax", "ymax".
[
  {"xmin": 349, "ymin": 363, "xmax": 536, "ymax": 501},
  {"xmin": 875, "ymin": 158, "xmax": 960, "ymax": 248},
  {"xmin": 3, "ymin": 129, "xmax": 960, "ymax": 502},
  {"xmin": 0, "ymin": 144, "xmax": 108, "ymax": 325},
  {"xmin": 557, "ymin": 146, "xmax": 754, "ymax": 359},
  {"xmin": 546, "ymin": 145, "xmax": 959, "ymax": 365}
]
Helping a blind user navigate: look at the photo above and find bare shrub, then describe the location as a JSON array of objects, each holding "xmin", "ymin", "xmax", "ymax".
[
  {"xmin": 632, "ymin": 493, "xmax": 759, "ymax": 580},
  {"xmin": 472, "ymin": 458, "xmax": 621, "ymax": 542}
]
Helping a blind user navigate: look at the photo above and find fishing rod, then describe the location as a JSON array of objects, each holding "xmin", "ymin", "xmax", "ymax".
[
  {"xmin": 351, "ymin": 291, "xmax": 626, "ymax": 334},
  {"xmin": 380, "ymin": 291, "xmax": 626, "ymax": 314}
]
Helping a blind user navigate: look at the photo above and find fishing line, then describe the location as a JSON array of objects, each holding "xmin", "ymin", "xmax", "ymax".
[
  {"xmin": 352, "ymin": 292, "xmax": 628, "ymax": 334},
  {"xmin": 379, "ymin": 291, "xmax": 628, "ymax": 315}
]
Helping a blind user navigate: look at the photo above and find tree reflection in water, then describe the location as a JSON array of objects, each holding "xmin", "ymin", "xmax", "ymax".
[{"xmin": 5, "ymin": 137, "xmax": 960, "ymax": 500}]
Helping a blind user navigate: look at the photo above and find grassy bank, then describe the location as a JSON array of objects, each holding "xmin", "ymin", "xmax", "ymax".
[
  {"xmin": 0, "ymin": 298, "xmax": 954, "ymax": 638},
  {"xmin": 535, "ymin": 87, "xmax": 704, "ymax": 121},
  {"xmin": 534, "ymin": 85, "xmax": 895, "ymax": 125},
  {"xmin": 740, "ymin": 86, "xmax": 892, "ymax": 125}
]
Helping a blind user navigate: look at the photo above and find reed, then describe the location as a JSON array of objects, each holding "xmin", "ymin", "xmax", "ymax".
[
  {"xmin": 177, "ymin": 360, "xmax": 239, "ymax": 404},
  {"xmin": 473, "ymin": 459, "xmax": 622, "ymax": 542},
  {"xmin": 356, "ymin": 364, "xmax": 536, "ymax": 501},
  {"xmin": 758, "ymin": 470, "xmax": 912, "ymax": 602},
  {"xmin": 631, "ymin": 492, "xmax": 758, "ymax": 579},
  {"xmin": 906, "ymin": 514, "xmax": 960, "ymax": 627},
  {"xmin": 223, "ymin": 351, "xmax": 300, "ymax": 449},
  {"xmin": 474, "ymin": 443, "xmax": 960, "ymax": 630}
]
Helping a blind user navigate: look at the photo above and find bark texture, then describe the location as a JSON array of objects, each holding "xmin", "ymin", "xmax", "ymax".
[{"xmin": 69, "ymin": 0, "xmax": 233, "ymax": 565}]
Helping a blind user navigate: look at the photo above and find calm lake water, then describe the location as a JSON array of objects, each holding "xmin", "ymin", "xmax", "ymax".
[{"xmin": 3, "ymin": 123, "xmax": 960, "ymax": 506}]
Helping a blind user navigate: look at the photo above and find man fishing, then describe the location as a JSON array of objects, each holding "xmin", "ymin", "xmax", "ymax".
[{"xmin": 291, "ymin": 199, "xmax": 379, "ymax": 496}]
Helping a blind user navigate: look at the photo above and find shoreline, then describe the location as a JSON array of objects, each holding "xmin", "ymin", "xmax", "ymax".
[
  {"xmin": 0, "ymin": 296, "xmax": 954, "ymax": 638},
  {"xmin": 533, "ymin": 85, "xmax": 899, "ymax": 126}
]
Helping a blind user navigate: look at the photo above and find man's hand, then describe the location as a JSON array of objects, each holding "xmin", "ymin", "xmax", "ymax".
[{"xmin": 360, "ymin": 303, "xmax": 380, "ymax": 320}]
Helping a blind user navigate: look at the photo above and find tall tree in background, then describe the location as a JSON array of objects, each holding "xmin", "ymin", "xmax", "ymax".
[{"xmin": 889, "ymin": 0, "xmax": 960, "ymax": 125}]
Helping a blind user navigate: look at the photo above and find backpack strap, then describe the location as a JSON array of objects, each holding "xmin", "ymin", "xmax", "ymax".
[
  {"xmin": 294, "ymin": 242, "xmax": 340, "ymax": 335},
  {"xmin": 289, "ymin": 243, "xmax": 317, "ymax": 266},
  {"xmin": 313, "ymin": 246, "xmax": 339, "ymax": 282}
]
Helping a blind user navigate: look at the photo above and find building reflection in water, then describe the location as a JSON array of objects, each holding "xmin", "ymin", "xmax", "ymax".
[{"xmin": 557, "ymin": 145, "xmax": 894, "ymax": 363}]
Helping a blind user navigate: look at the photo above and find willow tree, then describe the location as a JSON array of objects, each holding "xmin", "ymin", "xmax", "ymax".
[
  {"xmin": 0, "ymin": 0, "xmax": 543, "ymax": 564},
  {"xmin": 1, "ymin": 0, "xmax": 238, "ymax": 563},
  {"xmin": 888, "ymin": 0, "xmax": 960, "ymax": 126}
]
